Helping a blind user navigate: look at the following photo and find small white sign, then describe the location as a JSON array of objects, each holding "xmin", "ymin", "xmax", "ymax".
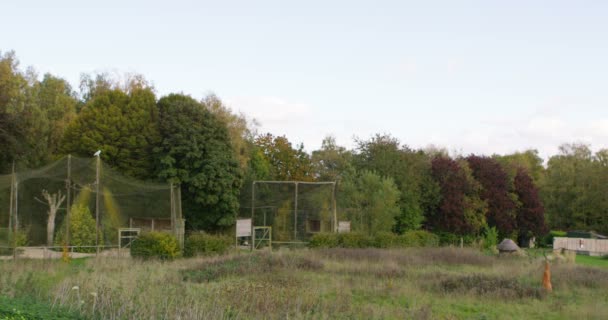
[
  {"xmin": 338, "ymin": 221, "xmax": 351, "ymax": 233},
  {"xmin": 236, "ymin": 219, "xmax": 252, "ymax": 237}
]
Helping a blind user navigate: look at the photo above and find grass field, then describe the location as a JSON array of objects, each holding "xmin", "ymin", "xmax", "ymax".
[
  {"xmin": 575, "ymin": 254, "xmax": 608, "ymax": 268},
  {"xmin": 0, "ymin": 248, "xmax": 607, "ymax": 319}
]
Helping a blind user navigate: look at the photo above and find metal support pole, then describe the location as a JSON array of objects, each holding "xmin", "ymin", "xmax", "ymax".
[
  {"xmin": 250, "ymin": 181, "xmax": 255, "ymax": 251},
  {"xmin": 294, "ymin": 182, "xmax": 298, "ymax": 240},
  {"xmin": 332, "ymin": 181, "xmax": 337, "ymax": 232},
  {"xmin": 8, "ymin": 162, "xmax": 14, "ymax": 242},
  {"xmin": 66, "ymin": 155, "xmax": 71, "ymax": 246},
  {"xmin": 95, "ymin": 155, "xmax": 100, "ymax": 254}
]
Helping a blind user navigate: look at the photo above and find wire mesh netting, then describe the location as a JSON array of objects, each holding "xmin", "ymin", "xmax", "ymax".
[
  {"xmin": 0, "ymin": 156, "xmax": 182, "ymax": 251},
  {"xmin": 238, "ymin": 181, "xmax": 336, "ymax": 244}
]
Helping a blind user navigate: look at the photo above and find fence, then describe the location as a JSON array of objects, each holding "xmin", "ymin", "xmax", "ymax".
[{"xmin": 553, "ymin": 237, "xmax": 608, "ymax": 256}]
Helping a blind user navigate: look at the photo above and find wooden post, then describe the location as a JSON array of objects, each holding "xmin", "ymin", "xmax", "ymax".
[{"xmin": 332, "ymin": 181, "xmax": 337, "ymax": 232}]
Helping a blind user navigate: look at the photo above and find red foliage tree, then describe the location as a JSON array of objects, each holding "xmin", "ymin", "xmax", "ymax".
[
  {"xmin": 514, "ymin": 168, "xmax": 547, "ymax": 245},
  {"xmin": 429, "ymin": 157, "xmax": 476, "ymax": 235},
  {"xmin": 466, "ymin": 155, "xmax": 516, "ymax": 235}
]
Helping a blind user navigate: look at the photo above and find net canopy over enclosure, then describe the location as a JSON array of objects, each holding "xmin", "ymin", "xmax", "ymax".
[
  {"xmin": 238, "ymin": 181, "xmax": 336, "ymax": 245},
  {"xmin": 0, "ymin": 156, "xmax": 182, "ymax": 249}
]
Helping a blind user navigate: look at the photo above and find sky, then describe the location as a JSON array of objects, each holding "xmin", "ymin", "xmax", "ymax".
[{"xmin": 2, "ymin": 1, "xmax": 608, "ymax": 160}]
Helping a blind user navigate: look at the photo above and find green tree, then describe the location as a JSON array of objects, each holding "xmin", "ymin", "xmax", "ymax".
[
  {"xmin": 203, "ymin": 94, "xmax": 255, "ymax": 172},
  {"xmin": 155, "ymin": 94, "xmax": 242, "ymax": 231},
  {"xmin": 339, "ymin": 170, "xmax": 401, "ymax": 236},
  {"xmin": 353, "ymin": 134, "xmax": 438, "ymax": 232},
  {"xmin": 311, "ymin": 136, "xmax": 353, "ymax": 181},
  {"xmin": 254, "ymin": 133, "xmax": 313, "ymax": 181},
  {"xmin": 61, "ymin": 86, "xmax": 160, "ymax": 178}
]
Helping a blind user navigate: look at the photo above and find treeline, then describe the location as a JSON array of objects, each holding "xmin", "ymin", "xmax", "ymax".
[{"xmin": 1, "ymin": 51, "xmax": 607, "ymax": 241}]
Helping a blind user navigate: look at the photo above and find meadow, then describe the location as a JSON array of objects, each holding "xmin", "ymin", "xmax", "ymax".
[{"xmin": 0, "ymin": 248, "xmax": 607, "ymax": 319}]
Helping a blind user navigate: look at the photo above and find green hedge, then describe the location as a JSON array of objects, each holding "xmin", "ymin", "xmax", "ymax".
[
  {"xmin": 130, "ymin": 232, "xmax": 180, "ymax": 260},
  {"xmin": 183, "ymin": 233, "xmax": 233, "ymax": 257},
  {"xmin": 308, "ymin": 230, "xmax": 439, "ymax": 249},
  {"xmin": 539, "ymin": 230, "xmax": 567, "ymax": 248}
]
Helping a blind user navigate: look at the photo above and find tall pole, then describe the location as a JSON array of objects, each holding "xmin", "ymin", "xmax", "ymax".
[
  {"xmin": 95, "ymin": 155, "xmax": 100, "ymax": 254},
  {"xmin": 294, "ymin": 182, "xmax": 298, "ymax": 240},
  {"xmin": 66, "ymin": 155, "xmax": 71, "ymax": 246},
  {"xmin": 332, "ymin": 181, "xmax": 337, "ymax": 232},
  {"xmin": 8, "ymin": 162, "xmax": 14, "ymax": 242},
  {"xmin": 250, "ymin": 181, "xmax": 255, "ymax": 251}
]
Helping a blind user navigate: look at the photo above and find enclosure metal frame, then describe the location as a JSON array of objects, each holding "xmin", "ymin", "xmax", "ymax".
[
  {"xmin": 250, "ymin": 180, "xmax": 337, "ymax": 250},
  {"xmin": 252, "ymin": 226, "xmax": 272, "ymax": 250},
  {"xmin": 4, "ymin": 155, "xmax": 183, "ymax": 256}
]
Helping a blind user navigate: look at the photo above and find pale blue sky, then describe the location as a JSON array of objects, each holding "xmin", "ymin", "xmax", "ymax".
[{"xmin": 2, "ymin": 1, "xmax": 608, "ymax": 159}]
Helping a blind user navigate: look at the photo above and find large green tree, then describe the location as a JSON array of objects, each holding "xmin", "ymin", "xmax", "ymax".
[
  {"xmin": 155, "ymin": 94, "xmax": 242, "ymax": 231},
  {"xmin": 61, "ymin": 86, "xmax": 160, "ymax": 178},
  {"xmin": 338, "ymin": 169, "xmax": 401, "ymax": 236},
  {"xmin": 311, "ymin": 136, "xmax": 353, "ymax": 181},
  {"xmin": 353, "ymin": 134, "xmax": 438, "ymax": 233},
  {"xmin": 254, "ymin": 133, "xmax": 313, "ymax": 181},
  {"xmin": 543, "ymin": 143, "xmax": 608, "ymax": 233}
]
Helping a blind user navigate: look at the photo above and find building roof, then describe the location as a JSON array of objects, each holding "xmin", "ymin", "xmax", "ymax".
[{"xmin": 497, "ymin": 239, "xmax": 519, "ymax": 252}]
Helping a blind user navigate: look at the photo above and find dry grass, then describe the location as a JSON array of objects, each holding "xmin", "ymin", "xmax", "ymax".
[{"xmin": 0, "ymin": 248, "xmax": 606, "ymax": 319}]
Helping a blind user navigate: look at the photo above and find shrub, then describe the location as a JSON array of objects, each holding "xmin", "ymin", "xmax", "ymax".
[
  {"xmin": 130, "ymin": 232, "xmax": 180, "ymax": 260},
  {"xmin": 482, "ymin": 226, "xmax": 499, "ymax": 250},
  {"xmin": 400, "ymin": 230, "xmax": 440, "ymax": 247},
  {"xmin": 183, "ymin": 233, "xmax": 233, "ymax": 257},
  {"xmin": 373, "ymin": 232, "xmax": 399, "ymax": 248},
  {"xmin": 539, "ymin": 230, "xmax": 567, "ymax": 248},
  {"xmin": 55, "ymin": 204, "xmax": 101, "ymax": 253},
  {"xmin": 308, "ymin": 232, "xmax": 340, "ymax": 248},
  {"xmin": 338, "ymin": 232, "xmax": 372, "ymax": 248},
  {"xmin": 435, "ymin": 232, "xmax": 476, "ymax": 246}
]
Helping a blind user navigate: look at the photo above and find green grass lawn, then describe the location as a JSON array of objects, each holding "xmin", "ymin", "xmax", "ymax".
[
  {"xmin": 1, "ymin": 248, "xmax": 607, "ymax": 319},
  {"xmin": 576, "ymin": 254, "xmax": 608, "ymax": 268}
]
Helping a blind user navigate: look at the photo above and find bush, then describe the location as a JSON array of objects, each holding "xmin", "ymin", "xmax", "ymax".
[
  {"xmin": 400, "ymin": 230, "xmax": 440, "ymax": 247},
  {"xmin": 338, "ymin": 232, "xmax": 372, "ymax": 248},
  {"xmin": 309, "ymin": 231, "xmax": 439, "ymax": 249},
  {"xmin": 435, "ymin": 232, "xmax": 476, "ymax": 246},
  {"xmin": 373, "ymin": 232, "xmax": 399, "ymax": 248},
  {"xmin": 482, "ymin": 226, "xmax": 499, "ymax": 250},
  {"xmin": 55, "ymin": 204, "xmax": 101, "ymax": 253},
  {"xmin": 539, "ymin": 230, "xmax": 567, "ymax": 248},
  {"xmin": 308, "ymin": 232, "xmax": 340, "ymax": 248},
  {"xmin": 130, "ymin": 232, "xmax": 180, "ymax": 260},
  {"xmin": 183, "ymin": 233, "xmax": 233, "ymax": 257}
]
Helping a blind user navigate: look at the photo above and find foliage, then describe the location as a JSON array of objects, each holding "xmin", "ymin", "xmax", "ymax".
[
  {"xmin": 183, "ymin": 233, "xmax": 233, "ymax": 257},
  {"xmin": 155, "ymin": 93, "xmax": 242, "ymax": 231},
  {"xmin": 466, "ymin": 155, "xmax": 515, "ymax": 236},
  {"xmin": 130, "ymin": 231, "xmax": 180, "ymax": 260},
  {"xmin": 55, "ymin": 204, "xmax": 101, "ymax": 253},
  {"xmin": 307, "ymin": 232, "xmax": 341, "ymax": 248},
  {"xmin": 353, "ymin": 134, "xmax": 436, "ymax": 232},
  {"xmin": 0, "ymin": 51, "xmax": 77, "ymax": 171},
  {"xmin": 481, "ymin": 226, "xmax": 499, "ymax": 250},
  {"xmin": 308, "ymin": 231, "xmax": 438, "ymax": 248},
  {"xmin": 254, "ymin": 133, "xmax": 314, "ymax": 181},
  {"xmin": 542, "ymin": 143, "xmax": 608, "ymax": 234},
  {"xmin": 61, "ymin": 86, "xmax": 160, "ymax": 179},
  {"xmin": 514, "ymin": 168, "xmax": 547, "ymax": 245},
  {"xmin": 539, "ymin": 230, "xmax": 567, "ymax": 248},
  {"xmin": 311, "ymin": 136, "xmax": 353, "ymax": 181},
  {"xmin": 428, "ymin": 157, "xmax": 487, "ymax": 235},
  {"xmin": 338, "ymin": 170, "xmax": 401, "ymax": 235}
]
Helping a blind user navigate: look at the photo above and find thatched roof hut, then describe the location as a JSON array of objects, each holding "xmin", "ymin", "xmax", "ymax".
[{"xmin": 497, "ymin": 239, "xmax": 519, "ymax": 253}]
